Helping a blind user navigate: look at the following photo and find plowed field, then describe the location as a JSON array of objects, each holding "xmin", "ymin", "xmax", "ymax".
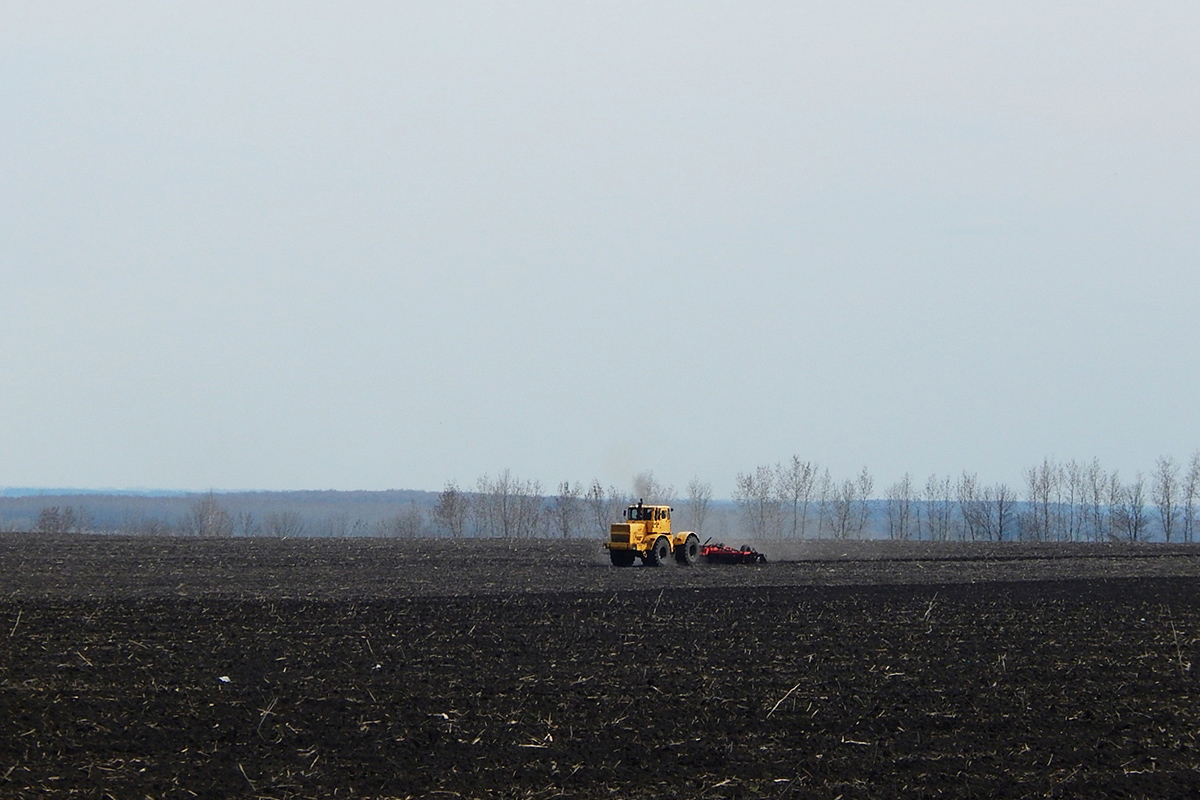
[{"xmin": 3, "ymin": 535, "xmax": 1200, "ymax": 798}]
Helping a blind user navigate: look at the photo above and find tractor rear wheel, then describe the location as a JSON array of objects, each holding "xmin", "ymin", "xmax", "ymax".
[
  {"xmin": 644, "ymin": 536, "xmax": 671, "ymax": 567},
  {"xmin": 610, "ymin": 549, "xmax": 636, "ymax": 567},
  {"xmin": 675, "ymin": 534, "xmax": 700, "ymax": 565}
]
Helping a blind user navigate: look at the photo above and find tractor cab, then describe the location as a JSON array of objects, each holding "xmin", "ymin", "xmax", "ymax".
[{"xmin": 625, "ymin": 501, "xmax": 671, "ymax": 534}]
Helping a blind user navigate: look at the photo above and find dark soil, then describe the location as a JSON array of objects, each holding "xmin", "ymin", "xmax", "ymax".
[{"xmin": 3, "ymin": 535, "xmax": 1200, "ymax": 798}]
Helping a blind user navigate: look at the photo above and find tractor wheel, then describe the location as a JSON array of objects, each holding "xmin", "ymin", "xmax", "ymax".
[
  {"xmin": 756, "ymin": 553, "xmax": 768, "ymax": 564},
  {"xmin": 644, "ymin": 536, "xmax": 671, "ymax": 567},
  {"xmin": 610, "ymin": 549, "xmax": 636, "ymax": 567},
  {"xmin": 675, "ymin": 534, "xmax": 700, "ymax": 566}
]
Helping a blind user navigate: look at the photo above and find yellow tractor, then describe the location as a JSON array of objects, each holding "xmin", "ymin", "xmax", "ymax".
[{"xmin": 606, "ymin": 500, "xmax": 700, "ymax": 567}]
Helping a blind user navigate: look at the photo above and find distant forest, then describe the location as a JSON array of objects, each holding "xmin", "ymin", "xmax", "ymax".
[{"xmin": 2, "ymin": 452, "xmax": 1198, "ymax": 543}]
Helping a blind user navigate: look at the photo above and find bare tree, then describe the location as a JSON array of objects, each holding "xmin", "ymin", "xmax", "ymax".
[
  {"xmin": 853, "ymin": 467, "xmax": 874, "ymax": 538},
  {"xmin": 1106, "ymin": 470, "xmax": 1125, "ymax": 542},
  {"xmin": 584, "ymin": 480, "xmax": 608, "ymax": 537},
  {"xmin": 551, "ymin": 481, "xmax": 583, "ymax": 538},
  {"xmin": 815, "ymin": 468, "xmax": 834, "ymax": 539},
  {"xmin": 1084, "ymin": 458, "xmax": 1108, "ymax": 542},
  {"xmin": 885, "ymin": 473, "xmax": 916, "ymax": 540},
  {"xmin": 917, "ymin": 476, "xmax": 934, "ymax": 541},
  {"xmin": 473, "ymin": 473, "xmax": 502, "ymax": 537},
  {"xmin": 778, "ymin": 457, "xmax": 817, "ymax": 539},
  {"xmin": 1024, "ymin": 459, "xmax": 1059, "ymax": 542},
  {"xmin": 236, "ymin": 511, "xmax": 260, "ymax": 538},
  {"xmin": 60, "ymin": 506, "xmax": 79, "ymax": 533},
  {"xmin": 957, "ymin": 472, "xmax": 985, "ymax": 542},
  {"xmin": 36, "ymin": 506, "xmax": 67, "ymax": 535},
  {"xmin": 432, "ymin": 480, "xmax": 470, "ymax": 538},
  {"xmin": 265, "ymin": 511, "xmax": 305, "ymax": 538},
  {"xmin": 990, "ymin": 483, "xmax": 1017, "ymax": 542},
  {"xmin": 1070, "ymin": 460, "xmax": 1089, "ymax": 542},
  {"xmin": 475, "ymin": 471, "xmax": 513, "ymax": 538},
  {"xmin": 734, "ymin": 465, "xmax": 780, "ymax": 539},
  {"xmin": 829, "ymin": 477, "xmax": 857, "ymax": 540},
  {"xmin": 683, "ymin": 477, "xmax": 712, "ymax": 536},
  {"xmin": 921, "ymin": 474, "xmax": 954, "ymax": 542},
  {"xmin": 1184, "ymin": 451, "xmax": 1200, "ymax": 544},
  {"xmin": 824, "ymin": 468, "xmax": 873, "ymax": 540},
  {"xmin": 607, "ymin": 485, "xmax": 631, "ymax": 528},
  {"xmin": 583, "ymin": 480, "xmax": 631, "ymax": 537},
  {"xmin": 476, "ymin": 470, "xmax": 544, "ymax": 538},
  {"xmin": 971, "ymin": 483, "xmax": 1016, "ymax": 542},
  {"xmin": 1113, "ymin": 474, "xmax": 1149, "ymax": 543},
  {"xmin": 1152, "ymin": 456, "xmax": 1181, "ymax": 542},
  {"xmin": 379, "ymin": 501, "xmax": 424, "ymax": 538},
  {"xmin": 516, "ymin": 483, "xmax": 545, "ymax": 538},
  {"xmin": 186, "ymin": 492, "xmax": 233, "ymax": 538}
]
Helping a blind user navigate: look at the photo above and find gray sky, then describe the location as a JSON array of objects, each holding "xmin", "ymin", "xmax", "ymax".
[{"xmin": 2, "ymin": 3, "xmax": 1198, "ymax": 497}]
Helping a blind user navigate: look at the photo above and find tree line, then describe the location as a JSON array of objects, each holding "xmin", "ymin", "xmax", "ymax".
[
  {"xmin": 732, "ymin": 452, "xmax": 1200, "ymax": 543},
  {"xmin": 12, "ymin": 473, "xmax": 712, "ymax": 540},
  {"xmin": 323, "ymin": 451, "xmax": 1200, "ymax": 543},
  {"xmin": 426, "ymin": 470, "xmax": 714, "ymax": 540},
  {"xmin": 26, "ymin": 494, "xmax": 322, "ymax": 538},
  {"xmin": 2, "ymin": 490, "xmax": 431, "ymax": 537},
  {"xmin": 11, "ymin": 451, "xmax": 1199, "ymax": 542}
]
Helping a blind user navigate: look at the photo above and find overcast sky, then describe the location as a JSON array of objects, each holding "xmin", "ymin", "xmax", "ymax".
[{"xmin": 2, "ymin": 3, "xmax": 1198, "ymax": 497}]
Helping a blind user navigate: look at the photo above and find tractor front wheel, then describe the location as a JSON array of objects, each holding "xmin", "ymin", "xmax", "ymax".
[
  {"xmin": 610, "ymin": 549, "xmax": 636, "ymax": 567},
  {"xmin": 675, "ymin": 534, "xmax": 700, "ymax": 566},
  {"xmin": 644, "ymin": 536, "xmax": 671, "ymax": 567}
]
